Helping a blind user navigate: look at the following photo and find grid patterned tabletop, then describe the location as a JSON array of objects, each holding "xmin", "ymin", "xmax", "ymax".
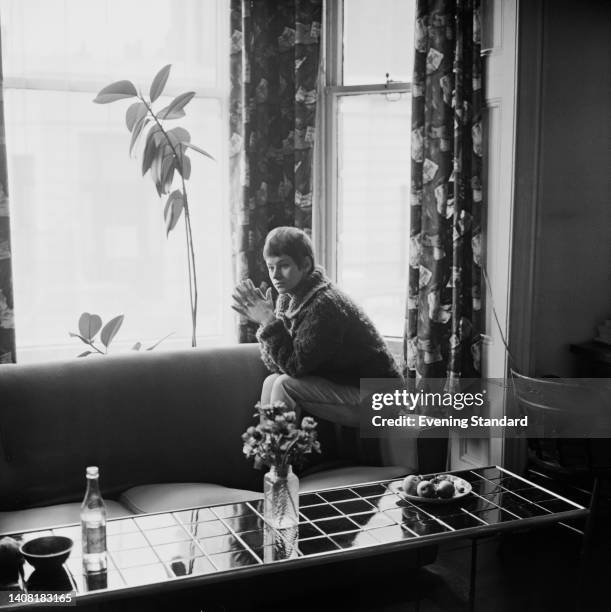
[{"xmin": 0, "ymin": 466, "xmax": 588, "ymax": 606}]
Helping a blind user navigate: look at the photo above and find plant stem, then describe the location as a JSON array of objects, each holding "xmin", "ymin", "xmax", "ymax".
[
  {"xmin": 281, "ymin": 436, "xmax": 301, "ymax": 465},
  {"xmin": 140, "ymin": 96, "xmax": 198, "ymax": 346},
  {"xmin": 182, "ymin": 183, "xmax": 198, "ymax": 347},
  {"xmin": 87, "ymin": 340, "xmax": 105, "ymax": 355},
  {"xmin": 178, "ymin": 147, "xmax": 198, "ymax": 347}
]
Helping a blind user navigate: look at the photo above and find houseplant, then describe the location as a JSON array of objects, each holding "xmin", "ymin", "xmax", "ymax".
[
  {"xmin": 242, "ymin": 402, "xmax": 320, "ymax": 528},
  {"xmin": 70, "ymin": 312, "xmax": 171, "ymax": 356},
  {"xmin": 93, "ymin": 65, "xmax": 214, "ymax": 347}
]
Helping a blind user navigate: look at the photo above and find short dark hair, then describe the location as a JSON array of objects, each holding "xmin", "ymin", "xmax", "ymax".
[{"xmin": 263, "ymin": 227, "xmax": 315, "ymax": 270}]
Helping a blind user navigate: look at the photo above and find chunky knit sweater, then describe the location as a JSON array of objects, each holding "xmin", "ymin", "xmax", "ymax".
[{"xmin": 256, "ymin": 267, "xmax": 401, "ymax": 386}]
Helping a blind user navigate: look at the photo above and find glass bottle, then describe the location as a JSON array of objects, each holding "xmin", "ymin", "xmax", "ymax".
[
  {"xmin": 80, "ymin": 466, "xmax": 107, "ymax": 572},
  {"xmin": 263, "ymin": 464, "xmax": 299, "ymax": 529}
]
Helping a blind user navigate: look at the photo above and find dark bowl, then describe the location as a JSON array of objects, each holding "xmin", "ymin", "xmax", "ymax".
[
  {"xmin": 19, "ymin": 536, "xmax": 73, "ymax": 572},
  {"xmin": 27, "ymin": 567, "xmax": 73, "ymax": 592}
]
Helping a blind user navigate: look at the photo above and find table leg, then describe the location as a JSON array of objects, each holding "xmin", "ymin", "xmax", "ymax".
[
  {"xmin": 580, "ymin": 475, "xmax": 599, "ymax": 562},
  {"xmin": 469, "ymin": 538, "xmax": 478, "ymax": 612},
  {"xmin": 577, "ymin": 476, "xmax": 600, "ymax": 608},
  {"xmin": 414, "ymin": 547, "xmax": 421, "ymax": 612}
]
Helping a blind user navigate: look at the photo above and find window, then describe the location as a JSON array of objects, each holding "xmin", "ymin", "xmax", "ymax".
[
  {"xmin": 318, "ymin": 0, "xmax": 415, "ymax": 338},
  {"xmin": 0, "ymin": 0, "xmax": 231, "ymax": 363}
]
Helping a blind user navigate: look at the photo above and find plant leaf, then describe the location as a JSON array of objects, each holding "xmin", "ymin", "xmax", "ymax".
[
  {"xmin": 129, "ymin": 116, "xmax": 150, "ymax": 157},
  {"xmin": 132, "ymin": 342, "xmax": 142, "ymax": 351},
  {"xmin": 151, "ymin": 149, "xmax": 164, "ymax": 195},
  {"xmin": 160, "ymin": 155, "xmax": 176, "ymax": 194},
  {"xmin": 100, "ymin": 314, "xmax": 124, "ymax": 348},
  {"xmin": 149, "ymin": 64, "xmax": 172, "ymax": 103},
  {"xmin": 177, "ymin": 154, "xmax": 191, "ymax": 180},
  {"xmin": 144, "ymin": 124, "xmax": 165, "ymax": 155},
  {"xmin": 77, "ymin": 351, "xmax": 93, "ymax": 358},
  {"xmin": 167, "ymin": 127, "xmax": 191, "ymax": 145},
  {"xmin": 146, "ymin": 123, "xmax": 162, "ymax": 144},
  {"xmin": 156, "ymin": 107, "xmax": 186, "ymax": 121},
  {"xmin": 152, "ymin": 128, "xmax": 166, "ymax": 147},
  {"xmin": 184, "ymin": 142, "xmax": 215, "ymax": 161},
  {"xmin": 152, "ymin": 145, "xmax": 174, "ymax": 195},
  {"xmin": 93, "ymin": 80, "xmax": 138, "ymax": 104},
  {"xmin": 146, "ymin": 332, "xmax": 175, "ymax": 351},
  {"xmin": 125, "ymin": 102, "xmax": 147, "ymax": 131},
  {"xmin": 157, "ymin": 92, "xmax": 195, "ymax": 119},
  {"xmin": 78, "ymin": 312, "xmax": 102, "ymax": 340},
  {"xmin": 142, "ymin": 132, "xmax": 160, "ymax": 176},
  {"xmin": 164, "ymin": 190, "xmax": 184, "ymax": 236}
]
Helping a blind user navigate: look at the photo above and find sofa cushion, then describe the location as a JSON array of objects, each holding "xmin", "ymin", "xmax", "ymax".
[
  {"xmin": 0, "ymin": 500, "xmax": 132, "ymax": 535},
  {"xmin": 120, "ymin": 483, "xmax": 263, "ymax": 514},
  {"xmin": 300, "ymin": 465, "xmax": 408, "ymax": 492}
]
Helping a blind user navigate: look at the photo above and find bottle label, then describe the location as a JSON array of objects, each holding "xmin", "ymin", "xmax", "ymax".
[{"xmin": 83, "ymin": 524, "xmax": 106, "ymax": 554}]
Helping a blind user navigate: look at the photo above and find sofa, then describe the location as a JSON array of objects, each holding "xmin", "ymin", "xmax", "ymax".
[{"xmin": 0, "ymin": 344, "xmax": 412, "ymax": 534}]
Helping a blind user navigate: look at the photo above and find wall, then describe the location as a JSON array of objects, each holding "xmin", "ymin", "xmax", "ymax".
[{"xmin": 511, "ymin": 0, "xmax": 611, "ymax": 377}]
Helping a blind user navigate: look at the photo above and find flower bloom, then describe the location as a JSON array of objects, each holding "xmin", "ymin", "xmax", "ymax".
[{"xmin": 241, "ymin": 401, "xmax": 321, "ymax": 469}]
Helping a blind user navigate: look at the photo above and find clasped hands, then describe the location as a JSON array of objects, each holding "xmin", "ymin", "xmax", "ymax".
[{"xmin": 231, "ymin": 279, "xmax": 276, "ymax": 326}]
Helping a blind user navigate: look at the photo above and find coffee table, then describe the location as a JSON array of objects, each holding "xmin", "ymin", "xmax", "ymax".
[{"xmin": 0, "ymin": 466, "xmax": 588, "ymax": 610}]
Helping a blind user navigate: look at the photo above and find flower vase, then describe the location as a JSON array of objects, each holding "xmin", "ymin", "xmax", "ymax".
[{"xmin": 263, "ymin": 465, "xmax": 299, "ymax": 529}]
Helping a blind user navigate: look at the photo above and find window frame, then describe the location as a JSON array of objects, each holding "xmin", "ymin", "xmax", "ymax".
[{"xmin": 315, "ymin": 0, "xmax": 411, "ymax": 340}]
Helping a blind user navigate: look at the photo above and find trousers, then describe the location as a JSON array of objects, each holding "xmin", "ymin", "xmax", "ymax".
[
  {"xmin": 260, "ymin": 373, "xmax": 419, "ymax": 471},
  {"xmin": 260, "ymin": 373, "xmax": 361, "ymax": 428}
]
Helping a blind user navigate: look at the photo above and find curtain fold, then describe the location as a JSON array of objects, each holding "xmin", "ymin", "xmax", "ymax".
[
  {"xmin": 230, "ymin": 0, "xmax": 323, "ymax": 342},
  {"xmin": 405, "ymin": 0, "xmax": 483, "ymax": 385},
  {"xmin": 0, "ymin": 30, "xmax": 16, "ymax": 364}
]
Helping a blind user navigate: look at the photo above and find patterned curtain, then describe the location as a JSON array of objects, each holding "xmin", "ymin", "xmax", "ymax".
[
  {"xmin": 405, "ymin": 0, "xmax": 483, "ymax": 385},
  {"xmin": 229, "ymin": 0, "xmax": 322, "ymax": 342},
  {"xmin": 0, "ymin": 31, "xmax": 16, "ymax": 364}
]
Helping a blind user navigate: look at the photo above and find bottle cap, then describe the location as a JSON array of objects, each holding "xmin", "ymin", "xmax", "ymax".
[{"xmin": 86, "ymin": 466, "xmax": 99, "ymax": 478}]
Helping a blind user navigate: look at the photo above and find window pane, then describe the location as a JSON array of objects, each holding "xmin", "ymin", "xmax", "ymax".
[
  {"xmin": 343, "ymin": 0, "xmax": 416, "ymax": 85},
  {"xmin": 0, "ymin": 0, "xmax": 222, "ymax": 89},
  {"xmin": 337, "ymin": 93, "xmax": 410, "ymax": 337}
]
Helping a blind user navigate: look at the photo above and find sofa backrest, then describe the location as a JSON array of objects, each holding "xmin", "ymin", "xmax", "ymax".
[{"xmin": 0, "ymin": 345, "xmax": 269, "ymax": 510}]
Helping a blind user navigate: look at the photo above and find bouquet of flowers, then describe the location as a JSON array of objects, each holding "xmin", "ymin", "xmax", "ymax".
[{"xmin": 242, "ymin": 401, "xmax": 321, "ymax": 470}]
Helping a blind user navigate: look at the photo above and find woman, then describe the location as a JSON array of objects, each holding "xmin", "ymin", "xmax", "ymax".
[{"xmin": 232, "ymin": 227, "xmax": 401, "ymax": 427}]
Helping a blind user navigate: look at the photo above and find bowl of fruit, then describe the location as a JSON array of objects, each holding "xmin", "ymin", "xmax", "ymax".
[{"xmin": 398, "ymin": 473, "xmax": 472, "ymax": 504}]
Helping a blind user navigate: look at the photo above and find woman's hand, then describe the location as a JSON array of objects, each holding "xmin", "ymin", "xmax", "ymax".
[{"xmin": 231, "ymin": 280, "xmax": 275, "ymax": 325}]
